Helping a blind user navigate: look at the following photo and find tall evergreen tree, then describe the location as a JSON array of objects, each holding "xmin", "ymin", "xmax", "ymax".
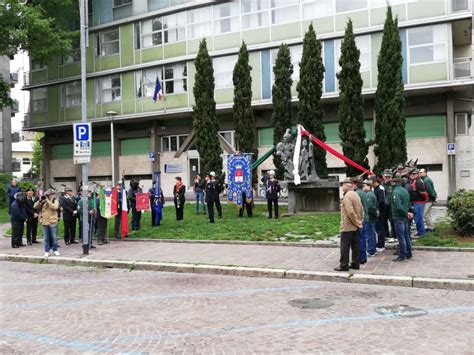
[
  {"xmin": 233, "ymin": 42, "xmax": 258, "ymax": 183},
  {"xmin": 192, "ymin": 39, "xmax": 223, "ymax": 177},
  {"xmin": 337, "ymin": 20, "xmax": 370, "ymax": 177},
  {"xmin": 297, "ymin": 23, "xmax": 327, "ymax": 176},
  {"xmin": 374, "ymin": 7, "xmax": 406, "ymax": 173},
  {"xmin": 272, "ymin": 44, "xmax": 293, "ymax": 180}
]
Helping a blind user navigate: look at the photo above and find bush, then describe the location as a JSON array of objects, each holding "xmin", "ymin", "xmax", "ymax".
[
  {"xmin": 447, "ymin": 190, "xmax": 474, "ymax": 237},
  {"xmin": 18, "ymin": 180, "xmax": 36, "ymax": 192},
  {"xmin": 0, "ymin": 173, "xmax": 13, "ymax": 208}
]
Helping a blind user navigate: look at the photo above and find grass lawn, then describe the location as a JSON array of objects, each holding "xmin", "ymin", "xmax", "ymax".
[
  {"xmin": 0, "ymin": 207, "xmax": 9, "ymax": 223},
  {"xmin": 3, "ymin": 204, "xmax": 341, "ymax": 242},
  {"xmin": 412, "ymin": 222, "xmax": 474, "ymax": 248}
]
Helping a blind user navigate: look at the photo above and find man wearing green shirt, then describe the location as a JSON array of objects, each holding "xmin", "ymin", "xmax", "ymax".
[
  {"xmin": 363, "ymin": 179, "xmax": 379, "ymax": 257},
  {"xmin": 382, "ymin": 170, "xmax": 396, "ymax": 243},
  {"xmin": 391, "ymin": 174, "xmax": 414, "ymax": 262},
  {"xmin": 420, "ymin": 168, "xmax": 437, "ymax": 232}
]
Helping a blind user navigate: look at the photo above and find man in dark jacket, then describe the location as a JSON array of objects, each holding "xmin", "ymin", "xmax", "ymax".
[
  {"xmin": 265, "ymin": 170, "xmax": 281, "ymax": 219},
  {"xmin": 7, "ymin": 179, "xmax": 21, "ymax": 214},
  {"xmin": 205, "ymin": 172, "xmax": 221, "ymax": 224},
  {"xmin": 149, "ymin": 182, "xmax": 165, "ymax": 226},
  {"xmin": 370, "ymin": 175, "xmax": 386, "ymax": 251},
  {"xmin": 95, "ymin": 193, "xmax": 108, "ymax": 245},
  {"xmin": 173, "ymin": 176, "xmax": 186, "ymax": 221},
  {"xmin": 24, "ymin": 189, "xmax": 40, "ymax": 245},
  {"xmin": 128, "ymin": 179, "xmax": 142, "ymax": 231},
  {"xmin": 10, "ymin": 192, "xmax": 27, "ymax": 248},
  {"xmin": 353, "ymin": 177, "xmax": 368, "ymax": 264},
  {"xmin": 406, "ymin": 169, "xmax": 426, "ymax": 237},
  {"xmin": 381, "ymin": 170, "xmax": 396, "ymax": 242},
  {"xmin": 60, "ymin": 186, "xmax": 78, "ymax": 245},
  {"xmin": 391, "ymin": 174, "xmax": 413, "ymax": 261}
]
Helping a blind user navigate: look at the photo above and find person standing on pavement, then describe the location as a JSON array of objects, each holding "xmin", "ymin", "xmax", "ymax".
[
  {"xmin": 95, "ymin": 193, "xmax": 108, "ymax": 245},
  {"xmin": 78, "ymin": 190, "xmax": 95, "ymax": 247},
  {"xmin": 363, "ymin": 180, "xmax": 379, "ymax": 257},
  {"xmin": 370, "ymin": 175, "xmax": 386, "ymax": 252},
  {"xmin": 391, "ymin": 174, "xmax": 413, "ymax": 262},
  {"xmin": 381, "ymin": 170, "xmax": 396, "ymax": 243},
  {"xmin": 194, "ymin": 174, "xmax": 207, "ymax": 215},
  {"xmin": 114, "ymin": 181, "xmax": 123, "ymax": 239},
  {"xmin": 406, "ymin": 169, "xmax": 427, "ymax": 238},
  {"xmin": 60, "ymin": 186, "xmax": 78, "ymax": 245},
  {"xmin": 420, "ymin": 168, "xmax": 437, "ymax": 232},
  {"xmin": 34, "ymin": 189, "xmax": 60, "ymax": 258},
  {"xmin": 7, "ymin": 179, "xmax": 21, "ymax": 214},
  {"xmin": 173, "ymin": 176, "xmax": 186, "ymax": 221},
  {"xmin": 10, "ymin": 192, "xmax": 27, "ymax": 248},
  {"xmin": 24, "ymin": 189, "xmax": 40, "ymax": 245},
  {"xmin": 128, "ymin": 179, "xmax": 143, "ymax": 231},
  {"xmin": 335, "ymin": 178, "xmax": 364, "ymax": 272},
  {"xmin": 265, "ymin": 170, "xmax": 281, "ymax": 219},
  {"xmin": 353, "ymin": 177, "xmax": 368, "ymax": 264}
]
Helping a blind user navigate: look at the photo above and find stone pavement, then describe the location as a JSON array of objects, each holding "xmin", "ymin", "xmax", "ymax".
[{"xmin": 0, "ymin": 262, "xmax": 473, "ymax": 353}]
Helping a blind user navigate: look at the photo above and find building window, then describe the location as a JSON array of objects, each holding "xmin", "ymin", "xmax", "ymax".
[
  {"xmin": 452, "ymin": 0, "xmax": 470, "ymax": 11},
  {"xmin": 334, "ymin": 35, "xmax": 371, "ymax": 85},
  {"xmin": 303, "ymin": 0, "xmax": 334, "ymax": 20},
  {"xmin": 163, "ymin": 12, "xmax": 186, "ymax": 43},
  {"xmin": 31, "ymin": 88, "xmax": 47, "ymax": 113},
  {"xmin": 270, "ymin": 44, "xmax": 302, "ymax": 83},
  {"xmin": 97, "ymin": 75, "xmax": 121, "ymax": 103},
  {"xmin": 62, "ymin": 81, "xmax": 81, "ymax": 107},
  {"xmin": 219, "ymin": 131, "xmax": 235, "ymax": 148},
  {"xmin": 98, "ymin": 28, "xmax": 120, "ymax": 56},
  {"xmin": 22, "ymin": 158, "xmax": 31, "ymax": 165},
  {"xmin": 214, "ymin": 55, "xmax": 237, "ymax": 89},
  {"xmin": 162, "ymin": 134, "xmax": 188, "ymax": 152},
  {"xmin": 188, "ymin": 7, "xmax": 212, "ymax": 39},
  {"xmin": 271, "ymin": 0, "xmax": 300, "ymax": 25},
  {"xmin": 370, "ymin": 0, "xmax": 405, "ymax": 8},
  {"xmin": 408, "ymin": 25, "xmax": 447, "ymax": 65},
  {"xmin": 137, "ymin": 67, "xmax": 162, "ymax": 98},
  {"xmin": 336, "ymin": 0, "xmax": 367, "ymax": 13},
  {"xmin": 31, "ymin": 61, "xmax": 46, "ymax": 71},
  {"xmin": 142, "ymin": 17, "xmax": 163, "ymax": 48},
  {"xmin": 113, "ymin": 0, "xmax": 132, "ymax": 7},
  {"xmin": 62, "ymin": 48, "xmax": 80, "ymax": 64},
  {"xmin": 455, "ymin": 113, "xmax": 469, "ymax": 135},
  {"xmin": 242, "ymin": 0, "xmax": 269, "ymax": 29},
  {"xmin": 163, "ymin": 63, "xmax": 187, "ymax": 94},
  {"xmin": 214, "ymin": 2, "xmax": 240, "ymax": 34}
]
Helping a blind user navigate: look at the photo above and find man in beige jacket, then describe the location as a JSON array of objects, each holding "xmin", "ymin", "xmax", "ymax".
[
  {"xmin": 335, "ymin": 178, "xmax": 364, "ymax": 271},
  {"xmin": 34, "ymin": 189, "xmax": 60, "ymax": 258}
]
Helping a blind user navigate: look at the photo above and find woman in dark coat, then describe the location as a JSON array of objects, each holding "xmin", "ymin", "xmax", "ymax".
[{"xmin": 173, "ymin": 177, "xmax": 186, "ymax": 221}]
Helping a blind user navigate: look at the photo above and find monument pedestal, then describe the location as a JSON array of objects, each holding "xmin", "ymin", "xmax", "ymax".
[{"xmin": 287, "ymin": 180, "xmax": 340, "ymax": 214}]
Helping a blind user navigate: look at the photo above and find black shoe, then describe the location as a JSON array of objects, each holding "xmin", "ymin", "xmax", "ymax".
[
  {"xmin": 268, "ymin": 216, "xmax": 272, "ymax": 219},
  {"xmin": 393, "ymin": 251, "xmax": 400, "ymax": 255},
  {"xmin": 27, "ymin": 241, "xmax": 32, "ymax": 245},
  {"xmin": 407, "ymin": 255, "xmax": 412, "ymax": 259},
  {"xmin": 393, "ymin": 256, "xmax": 407, "ymax": 262},
  {"xmin": 90, "ymin": 245, "xmax": 96, "ymax": 249},
  {"xmin": 19, "ymin": 244, "xmax": 26, "ymax": 247},
  {"xmin": 65, "ymin": 241, "xmax": 70, "ymax": 245},
  {"xmin": 71, "ymin": 241, "xmax": 78, "ymax": 244},
  {"xmin": 274, "ymin": 216, "xmax": 279, "ymax": 219},
  {"xmin": 349, "ymin": 264, "xmax": 360, "ymax": 270},
  {"xmin": 12, "ymin": 245, "xmax": 20, "ymax": 248},
  {"xmin": 360, "ymin": 259, "xmax": 367, "ymax": 264},
  {"xmin": 32, "ymin": 240, "xmax": 40, "ymax": 244},
  {"xmin": 334, "ymin": 266, "xmax": 349, "ymax": 272}
]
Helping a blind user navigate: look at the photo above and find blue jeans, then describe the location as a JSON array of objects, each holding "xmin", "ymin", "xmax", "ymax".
[
  {"xmin": 43, "ymin": 224, "xmax": 58, "ymax": 252},
  {"xmin": 394, "ymin": 218, "xmax": 412, "ymax": 259},
  {"xmin": 413, "ymin": 203, "xmax": 425, "ymax": 236},
  {"xmin": 195, "ymin": 192, "xmax": 206, "ymax": 213},
  {"xmin": 365, "ymin": 222, "xmax": 377, "ymax": 255},
  {"xmin": 359, "ymin": 226, "xmax": 367, "ymax": 261}
]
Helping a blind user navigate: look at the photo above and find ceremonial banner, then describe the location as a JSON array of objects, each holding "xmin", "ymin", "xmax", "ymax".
[
  {"xmin": 99, "ymin": 187, "xmax": 117, "ymax": 219},
  {"xmin": 111, "ymin": 187, "xmax": 118, "ymax": 217},
  {"xmin": 135, "ymin": 192, "xmax": 150, "ymax": 211},
  {"xmin": 227, "ymin": 153, "xmax": 252, "ymax": 207},
  {"xmin": 121, "ymin": 178, "xmax": 129, "ymax": 238}
]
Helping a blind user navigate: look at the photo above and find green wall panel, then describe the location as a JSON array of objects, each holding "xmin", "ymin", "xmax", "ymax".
[
  {"xmin": 47, "ymin": 58, "xmax": 59, "ymax": 80},
  {"xmin": 86, "ymin": 37, "xmax": 94, "ymax": 73},
  {"xmin": 406, "ymin": 115, "xmax": 446, "ymax": 138},
  {"xmin": 371, "ymin": 4, "xmax": 406, "ymax": 26},
  {"xmin": 92, "ymin": 141, "xmax": 111, "ymax": 157},
  {"xmin": 100, "ymin": 101, "xmax": 122, "ymax": 118},
  {"xmin": 31, "ymin": 69, "xmax": 47, "ymax": 83},
  {"xmin": 64, "ymin": 107, "xmax": 81, "ymax": 122},
  {"xmin": 409, "ymin": 62, "xmax": 447, "ymax": 83},
  {"xmin": 141, "ymin": 47, "xmax": 163, "ymax": 63},
  {"xmin": 249, "ymin": 52, "xmax": 261, "ymax": 101},
  {"xmin": 31, "ymin": 112, "xmax": 49, "ymax": 125},
  {"xmin": 121, "ymin": 72, "xmax": 135, "ymax": 114},
  {"xmin": 214, "ymin": 33, "xmax": 241, "ymax": 51},
  {"xmin": 258, "ymin": 127, "xmax": 273, "ymax": 147},
  {"xmin": 325, "ymin": 120, "xmax": 373, "ymax": 142},
  {"xmin": 303, "ymin": 17, "xmax": 334, "ymax": 35},
  {"xmin": 163, "ymin": 41, "xmax": 187, "ymax": 59},
  {"xmin": 52, "ymin": 144, "xmax": 73, "ymax": 160},
  {"xmin": 407, "ymin": 0, "xmax": 446, "ymax": 20},
  {"xmin": 215, "ymin": 88, "xmax": 233, "ymax": 104},
  {"xmin": 335, "ymin": 10, "xmax": 369, "ymax": 31},
  {"xmin": 187, "ymin": 39, "xmax": 204, "ymax": 55},
  {"xmin": 120, "ymin": 24, "xmax": 134, "ymax": 67},
  {"xmin": 48, "ymin": 86, "xmax": 60, "ymax": 123},
  {"xmin": 241, "ymin": 28, "xmax": 270, "ymax": 46},
  {"xmin": 163, "ymin": 93, "xmax": 188, "ymax": 109},
  {"xmin": 64, "ymin": 63, "xmax": 81, "ymax": 77},
  {"xmin": 271, "ymin": 23, "xmax": 301, "ymax": 42},
  {"xmin": 134, "ymin": 51, "xmax": 141, "ymax": 65},
  {"xmin": 87, "ymin": 79, "xmax": 95, "ymax": 119},
  {"xmin": 121, "ymin": 137, "xmax": 150, "ymax": 155},
  {"xmin": 99, "ymin": 54, "xmax": 121, "ymax": 70}
]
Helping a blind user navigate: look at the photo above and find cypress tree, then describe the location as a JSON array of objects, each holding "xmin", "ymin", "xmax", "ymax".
[
  {"xmin": 337, "ymin": 19, "xmax": 370, "ymax": 177},
  {"xmin": 297, "ymin": 23, "xmax": 327, "ymax": 176},
  {"xmin": 233, "ymin": 42, "xmax": 258, "ymax": 183},
  {"xmin": 374, "ymin": 7, "xmax": 406, "ymax": 173},
  {"xmin": 192, "ymin": 39, "xmax": 223, "ymax": 177},
  {"xmin": 272, "ymin": 44, "xmax": 293, "ymax": 180}
]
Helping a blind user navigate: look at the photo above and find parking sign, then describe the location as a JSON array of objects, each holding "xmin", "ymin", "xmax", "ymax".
[
  {"xmin": 447, "ymin": 143, "xmax": 455, "ymax": 155},
  {"xmin": 73, "ymin": 123, "xmax": 92, "ymax": 163}
]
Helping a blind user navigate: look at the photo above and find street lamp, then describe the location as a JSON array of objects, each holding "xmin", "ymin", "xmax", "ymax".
[{"xmin": 106, "ymin": 110, "xmax": 118, "ymax": 186}]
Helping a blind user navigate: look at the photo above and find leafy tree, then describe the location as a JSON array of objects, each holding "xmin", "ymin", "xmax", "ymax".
[
  {"xmin": 297, "ymin": 23, "xmax": 327, "ymax": 176},
  {"xmin": 337, "ymin": 19, "xmax": 370, "ymax": 177},
  {"xmin": 272, "ymin": 44, "xmax": 293, "ymax": 180},
  {"xmin": 374, "ymin": 6, "xmax": 406, "ymax": 173},
  {"xmin": 30, "ymin": 132, "xmax": 44, "ymax": 178},
  {"xmin": 0, "ymin": 0, "xmax": 78, "ymax": 108},
  {"xmin": 233, "ymin": 42, "xmax": 258, "ymax": 184},
  {"xmin": 192, "ymin": 39, "xmax": 223, "ymax": 178}
]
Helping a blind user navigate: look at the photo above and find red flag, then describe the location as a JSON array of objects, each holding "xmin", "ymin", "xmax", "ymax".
[
  {"xmin": 135, "ymin": 192, "xmax": 150, "ymax": 212},
  {"xmin": 111, "ymin": 187, "xmax": 118, "ymax": 217},
  {"xmin": 121, "ymin": 178, "xmax": 128, "ymax": 238}
]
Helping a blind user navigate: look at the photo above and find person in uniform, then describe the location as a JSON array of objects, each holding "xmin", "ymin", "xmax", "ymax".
[
  {"xmin": 239, "ymin": 191, "xmax": 253, "ymax": 218},
  {"xmin": 173, "ymin": 176, "xmax": 186, "ymax": 221},
  {"xmin": 265, "ymin": 170, "xmax": 281, "ymax": 219},
  {"xmin": 10, "ymin": 192, "xmax": 27, "ymax": 248},
  {"xmin": 128, "ymin": 179, "xmax": 143, "ymax": 231},
  {"xmin": 406, "ymin": 169, "xmax": 427, "ymax": 238},
  {"xmin": 210, "ymin": 172, "xmax": 223, "ymax": 219},
  {"xmin": 353, "ymin": 177, "xmax": 368, "ymax": 264},
  {"xmin": 95, "ymin": 192, "xmax": 108, "ymax": 245},
  {"xmin": 149, "ymin": 181, "xmax": 165, "ymax": 226},
  {"xmin": 381, "ymin": 170, "xmax": 396, "ymax": 243},
  {"xmin": 60, "ymin": 186, "xmax": 78, "ymax": 245},
  {"xmin": 24, "ymin": 189, "xmax": 40, "ymax": 245},
  {"xmin": 363, "ymin": 179, "xmax": 379, "ymax": 257},
  {"xmin": 391, "ymin": 174, "xmax": 413, "ymax": 261},
  {"xmin": 205, "ymin": 173, "xmax": 219, "ymax": 224}
]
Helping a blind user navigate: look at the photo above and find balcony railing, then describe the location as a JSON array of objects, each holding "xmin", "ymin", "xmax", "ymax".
[{"xmin": 454, "ymin": 57, "xmax": 472, "ymax": 79}]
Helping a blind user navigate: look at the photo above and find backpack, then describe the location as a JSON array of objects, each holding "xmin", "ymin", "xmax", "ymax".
[{"xmin": 411, "ymin": 179, "xmax": 428, "ymax": 202}]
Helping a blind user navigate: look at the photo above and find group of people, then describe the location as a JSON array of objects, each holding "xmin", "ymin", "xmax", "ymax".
[{"xmin": 336, "ymin": 167, "xmax": 437, "ymax": 271}]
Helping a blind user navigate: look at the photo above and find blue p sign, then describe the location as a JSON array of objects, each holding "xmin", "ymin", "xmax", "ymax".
[{"xmin": 75, "ymin": 124, "xmax": 90, "ymax": 141}]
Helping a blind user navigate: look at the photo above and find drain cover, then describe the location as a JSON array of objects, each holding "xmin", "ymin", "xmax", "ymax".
[
  {"xmin": 374, "ymin": 305, "xmax": 427, "ymax": 318},
  {"xmin": 289, "ymin": 298, "xmax": 333, "ymax": 310}
]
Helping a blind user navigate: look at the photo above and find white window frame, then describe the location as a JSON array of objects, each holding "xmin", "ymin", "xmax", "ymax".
[
  {"xmin": 141, "ymin": 17, "xmax": 163, "ymax": 48},
  {"xmin": 161, "ymin": 134, "xmax": 189, "ymax": 152},
  {"xmin": 31, "ymin": 88, "xmax": 48, "ymax": 113},
  {"xmin": 99, "ymin": 28, "xmax": 120, "ymax": 57},
  {"xmin": 113, "ymin": 0, "xmax": 132, "ymax": 8},
  {"xmin": 187, "ymin": 7, "xmax": 213, "ymax": 40},
  {"xmin": 214, "ymin": 2, "xmax": 240, "ymax": 35},
  {"xmin": 61, "ymin": 81, "xmax": 82, "ymax": 108},
  {"xmin": 302, "ymin": 0, "xmax": 334, "ymax": 20},
  {"xmin": 163, "ymin": 12, "xmax": 186, "ymax": 43},
  {"xmin": 455, "ymin": 113, "xmax": 469, "ymax": 136},
  {"xmin": 270, "ymin": 0, "xmax": 300, "ymax": 25},
  {"xmin": 241, "ymin": 0, "xmax": 270, "ymax": 30},
  {"xmin": 270, "ymin": 44, "xmax": 302, "ymax": 84},
  {"xmin": 162, "ymin": 62, "xmax": 188, "ymax": 95},
  {"xmin": 335, "ymin": 0, "xmax": 367, "ymax": 14},
  {"xmin": 219, "ymin": 130, "xmax": 235, "ymax": 148},
  {"xmin": 214, "ymin": 55, "xmax": 237, "ymax": 89},
  {"xmin": 96, "ymin": 75, "xmax": 121, "ymax": 103},
  {"xmin": 22, "ymin": 158, "xmax": 31, "ymax": 165},
  {"xmin": 407, "ymin": 25, "xmax": 447, "ymax": 66}
]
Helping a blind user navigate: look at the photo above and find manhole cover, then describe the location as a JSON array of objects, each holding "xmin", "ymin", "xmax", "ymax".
[
  {"xmin": 374, "ymin": 305, "xmax": 427, "ymax": 318},
  {"xmin": 289, "ymin": 298, "xmax": 333, "ymax": 309}
]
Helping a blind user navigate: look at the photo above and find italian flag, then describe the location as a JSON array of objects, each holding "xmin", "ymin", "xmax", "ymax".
[
  {"xmin": 99, "ymin": 187, "xmax": 117, "ymax": 219},
  {"xmin": 121, "ymin": 177, "xmax": 129, "ymax": 238}
]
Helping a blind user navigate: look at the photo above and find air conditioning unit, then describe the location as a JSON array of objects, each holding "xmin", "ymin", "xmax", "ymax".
[{"xmin": 10, "ymin": 72, "xmax": 19, "ymax": 84}]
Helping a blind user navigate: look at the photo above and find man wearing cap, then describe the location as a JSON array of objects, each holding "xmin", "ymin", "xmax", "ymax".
[
  {"xmin": 363, "ymin": 180, "xmax": 379, "ymax": 257},
  {"xmin": 391, "ymin": 174, "xmax": 413, "ymax": 261},
  {"xmin": 60, "ymin": 186, "xmax": 78, "ymax": 245},
  {"xmin": 353, "ymin": 177, "xmax": 368, "ymax": 264},
  {"xmin": 265, "ymin": 170, "xmax": 281, "ymax": 219},
  {"xmin": 205, "ymin": 172, "xmax": 220, "ymax": 223},
  {"xmin": 381, "ymin": 170, "xmax": 396, "ymax": 243},
  {"xmin": 24, "ymin": 189, "xmax": 40, "ymax": 245},
  {"xmin": 335, "ymin": 178, "xmax": 364, "ymax": 272},
  {"xmin": 34, "ymin": 189, "xmax": 60, "ymax": 258},
  {"xmin": 406, "ymin": 169, "xmax": 426, "ymax": 237},
  {"xmin": 420, "ymin": 168, "xmax": 437, "ymax": 232},
  {"xmin": 211, "ymin": 172, "xmax": 223, "ymax": 219},
  {"xmin": 370, "ymin": 175, "xmax": 386, "ymax": 251}
]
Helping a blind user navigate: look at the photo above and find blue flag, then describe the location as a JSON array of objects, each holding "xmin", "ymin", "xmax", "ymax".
[
  {"xmin": 153, "ymin": 171, "xmax": 163, "ymax": 225},
  {"xmin": 152, "ymin": 77, "xmax": 163, "ymax": 102}
]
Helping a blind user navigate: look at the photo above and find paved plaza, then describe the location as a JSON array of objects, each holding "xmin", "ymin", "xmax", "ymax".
[{"xmin": 1, "ymin": 262, "xmax": 473, "ymax": 354}]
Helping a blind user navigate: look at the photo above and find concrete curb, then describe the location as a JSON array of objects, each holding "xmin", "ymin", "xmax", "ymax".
[{"xmin": 1, "ymin": 253, "xmax": 472, "ymax": 291}]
